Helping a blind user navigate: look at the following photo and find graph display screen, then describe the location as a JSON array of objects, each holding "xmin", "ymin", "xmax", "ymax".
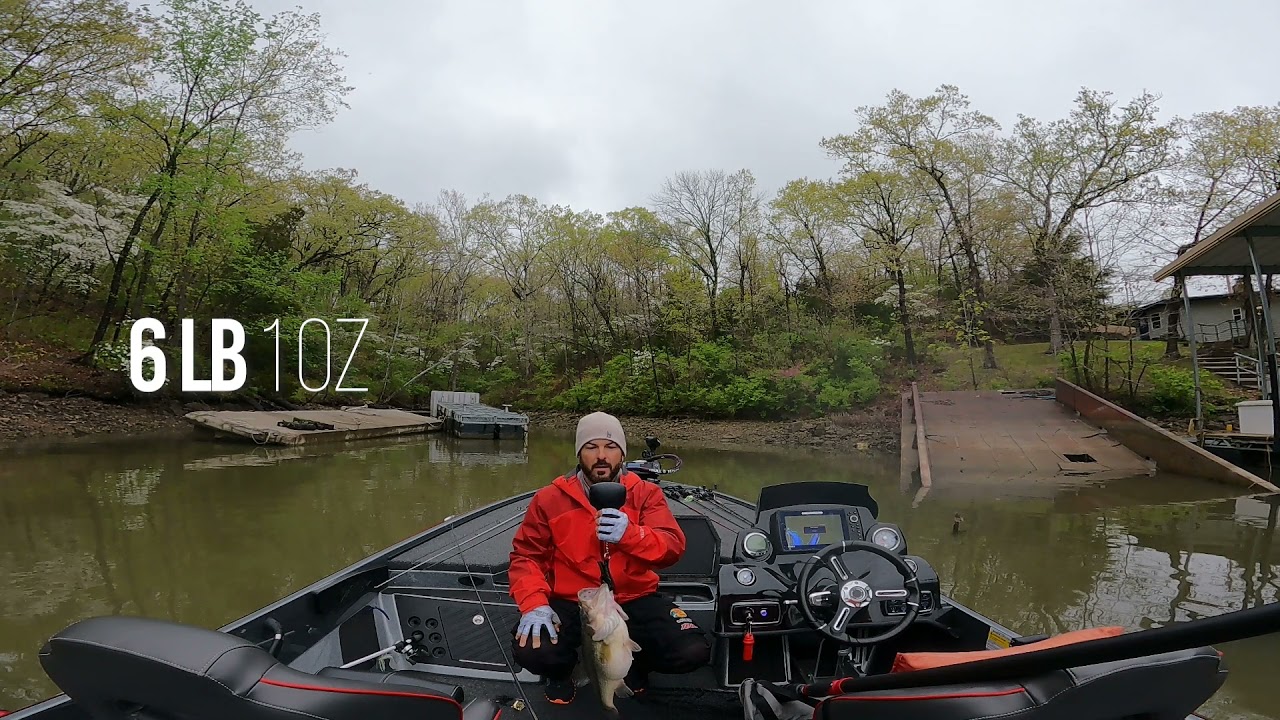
[{"xmin": 777, "ymin": 510, "xmax": 846, "ymax": 551}]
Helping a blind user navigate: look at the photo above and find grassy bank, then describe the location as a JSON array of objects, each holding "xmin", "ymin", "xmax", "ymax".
[{"xmin": 923, "ymin": 338, "xmax": 1254, "ymax": 430}]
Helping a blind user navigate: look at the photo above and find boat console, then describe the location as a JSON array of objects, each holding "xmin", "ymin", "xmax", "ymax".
[
  {"xmin": 721, "ymin": 501, "xmax": 938, "ymax": 630},
  {"xmin": 703, "ymin": 481, "xmax": 949, "ymax": 685}
]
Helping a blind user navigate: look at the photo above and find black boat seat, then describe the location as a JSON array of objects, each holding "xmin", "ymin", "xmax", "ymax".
[
  {"xmin": 38, "ymin": 615, "xmax": 501, "ymax": 720},
  {"xmin": 813, "ymin": 646, "xmax": 1227, "ymax": 720}
]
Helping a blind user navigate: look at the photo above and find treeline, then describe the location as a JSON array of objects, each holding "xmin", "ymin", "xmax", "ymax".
[{"xmin": 3, "ymin": 0, "xmax": 1280, "ymax": 417}]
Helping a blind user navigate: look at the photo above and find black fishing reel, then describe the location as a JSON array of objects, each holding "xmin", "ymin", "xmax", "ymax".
[{"xmin": 625, "ymin": 436, "xmax": 683, "ymax": 482}]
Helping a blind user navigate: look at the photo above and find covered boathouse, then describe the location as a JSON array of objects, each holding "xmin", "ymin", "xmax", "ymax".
[{"xmin": 1153, "ymin": 187, "xmax": 1280, "ymax": 459}]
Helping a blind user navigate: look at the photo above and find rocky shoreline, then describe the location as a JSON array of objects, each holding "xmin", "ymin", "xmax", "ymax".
[
  {"xmin": 0, "ymin": 389, "xmax": 192, "ymax": 448},
  {"xmin": 0, "ymin": 388, "xmax": 902, "ymax": 455},
  {"xmin": 523, "ymin": 397, "xmax": 901, "ymax": 456},
  {"xmin": 0, "ymin": 336, "xmax": 903, "ymax": 455}
]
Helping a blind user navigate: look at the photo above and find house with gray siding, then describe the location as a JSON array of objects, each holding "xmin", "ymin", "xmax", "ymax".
[{"xmin": 1133, "ymin": 292, "xmax": 1280, "ymax": 343}]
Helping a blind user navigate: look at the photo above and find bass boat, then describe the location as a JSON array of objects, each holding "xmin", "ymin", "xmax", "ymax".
[{"xmin": 6, "ymin": 437, "xmax": 1280, "ymax": 720}]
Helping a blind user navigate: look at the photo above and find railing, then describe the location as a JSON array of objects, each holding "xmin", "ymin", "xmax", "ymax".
[
  {"xmin": 1196, "ymin": 319, "xmax": 1248, "ymax": 343},
  {"xmin": 1232, "ymin": 353, "xmax": 1265, "ymax": 392}
]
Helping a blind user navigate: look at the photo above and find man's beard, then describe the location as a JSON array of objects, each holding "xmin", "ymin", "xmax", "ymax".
[{"xmin": 579, "ymin": 459, "xmax": 621, "ymax": 482}]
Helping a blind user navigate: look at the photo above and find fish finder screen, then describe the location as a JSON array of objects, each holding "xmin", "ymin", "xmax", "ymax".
[{"xmin": 780, "ymin": 511, "xmax": 845, "ymax": 550}]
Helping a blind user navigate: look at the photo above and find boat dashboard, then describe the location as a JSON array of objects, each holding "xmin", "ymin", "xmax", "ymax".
[{"xmin": 717, "ymin": 500, "xmax": 939, "ymax": 642}]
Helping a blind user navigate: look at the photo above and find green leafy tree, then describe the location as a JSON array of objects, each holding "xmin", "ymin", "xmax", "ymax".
[{"xmin": 84, "ymin": 0, "xmax": 351, "ymax": 356}]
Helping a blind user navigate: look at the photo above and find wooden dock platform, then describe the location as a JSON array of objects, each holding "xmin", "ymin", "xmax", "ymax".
[
  {"xmin": 1200, "ymin": 431, "xmax": 1276, "ymax": 454},
  {"xmin": 184, "ymin": 407, "xmax": 442, "ymax": 446}
]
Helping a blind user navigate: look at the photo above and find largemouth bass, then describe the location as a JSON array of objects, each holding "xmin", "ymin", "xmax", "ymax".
[{"xmin": 577, "ymin": 583, "xmax": 641, "ymax": 714}]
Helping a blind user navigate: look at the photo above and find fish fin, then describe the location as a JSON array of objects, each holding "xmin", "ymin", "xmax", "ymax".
[
  {"xmin": 629, "ymin": 639, "xmax": 641, "ymax": 652},
  {"xmin": 615, "ymin": 682, "xmax": 634, "ymax": 699},
  {"xmin": 590, "ymin": 617, "xmax": 617, "ymax": 641}
]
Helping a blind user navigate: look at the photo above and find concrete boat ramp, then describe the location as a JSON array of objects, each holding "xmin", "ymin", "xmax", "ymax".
[
  {"xmin": 916, "ymin": 388, "xmax": 1154, "ymax": 483},
  {"xmin": 184, "ymin": 406, "xmax": 442, "ymax": 445},
  {"xmin": 902, "ymin": 379, "xmax": 1279, "ymax": 496}
]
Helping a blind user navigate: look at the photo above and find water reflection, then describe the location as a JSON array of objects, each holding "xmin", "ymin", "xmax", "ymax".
[{"xmin": 0, "ymin": 431, "xmax": 1276, "ymax": 720}]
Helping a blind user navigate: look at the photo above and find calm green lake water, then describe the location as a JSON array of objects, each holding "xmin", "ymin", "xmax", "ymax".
[{"xmin": 1, "ymin": 430, "xmax": 1277, "ymax": 718}]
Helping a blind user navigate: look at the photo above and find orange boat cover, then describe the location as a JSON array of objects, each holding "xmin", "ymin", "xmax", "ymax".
[{"xmin": 891, "ymin": 626, "xmax": 1126, "ymax": 673}]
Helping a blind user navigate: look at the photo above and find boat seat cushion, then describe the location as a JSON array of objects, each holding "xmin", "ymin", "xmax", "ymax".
[
  {"xmin": 889, "ymin": 626, "xmax": 1125, "ymax": 672},
  {"xmin": 815, "ymin": 646, "xmax": 1226, "ymax": 720},
  {"xmin": 39, "ymin": 615, "xmax": 498, "ymax": 720}
]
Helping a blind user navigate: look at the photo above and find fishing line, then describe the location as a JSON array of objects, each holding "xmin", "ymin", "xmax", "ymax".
[
  {"xmin": 445, "ymin": 513, "xmax": 539, "ymax": 720},
  {"xmin": 665, "ymin": 490, "xmax": 750, "ymax": 535},
  {"xmin": 375, "ymin": 509, "xmax": 528, "ymax": 590},
  {"xmin": 691, "ymin": 496, "xmax": 753, "ymax": 532}
]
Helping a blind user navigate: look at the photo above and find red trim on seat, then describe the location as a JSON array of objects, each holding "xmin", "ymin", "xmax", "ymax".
[
  {"xmin": 832, "ymin": 687, "xmax": 1027, "ymax": 702},
  {"xmin": 259, "ymin": 677, "xmax": 463, "ymax": 712}
]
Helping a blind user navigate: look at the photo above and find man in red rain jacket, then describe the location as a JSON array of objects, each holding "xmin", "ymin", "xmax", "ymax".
[{"xmin": 508, "ymin": 411, "xmax": 711, "ymax": 705}]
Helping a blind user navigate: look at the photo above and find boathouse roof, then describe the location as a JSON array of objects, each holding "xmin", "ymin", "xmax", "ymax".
[{"xmin": 1155, "ymin": 188, "xmax": 1280, "ymax": 280}]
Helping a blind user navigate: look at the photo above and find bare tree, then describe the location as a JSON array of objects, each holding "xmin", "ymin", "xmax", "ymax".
[{"xmin": 651, "ymin": 168, "xmax": 753, "ymax": 338}]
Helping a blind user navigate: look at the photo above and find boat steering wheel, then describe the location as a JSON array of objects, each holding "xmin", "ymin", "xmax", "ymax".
[{"xmin": 795, "ymin": 540, "xmax": 921, "ymax": 646}]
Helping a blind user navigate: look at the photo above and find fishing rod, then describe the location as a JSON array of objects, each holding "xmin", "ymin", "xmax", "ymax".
[
  {"xmin": 627, "ymin": 444, "xmax": 753, "ymax": 536},
  {"xmin": 374, "ymin": 509, "xmax": 528, "ymax": 590},
  {"xmin": 774, "ymin": 598, "xmax": 1280, "ymax": 702},
  {"xmin": 339, "ymin": 639, "xmax": 416, "ymax": 670},
  {"xmin": 446, "ymin": 512, "xmax": 540, "ymax": 718}
]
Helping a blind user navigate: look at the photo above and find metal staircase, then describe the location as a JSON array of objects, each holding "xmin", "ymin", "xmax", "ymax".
[{"xmin": 1195, "ymin": 347, "xmax": 1267, "ymax": 396}]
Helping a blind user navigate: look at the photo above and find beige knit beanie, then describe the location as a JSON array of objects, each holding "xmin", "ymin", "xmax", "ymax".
[{"xmin": 575, "ymin": 411, "xmax": 626, "ymax": 456}]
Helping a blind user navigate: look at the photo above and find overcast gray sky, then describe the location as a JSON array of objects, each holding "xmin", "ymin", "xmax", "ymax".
[{"xmin": 245, "ymin": 0, "xmax": 1276, "ymax": 298}]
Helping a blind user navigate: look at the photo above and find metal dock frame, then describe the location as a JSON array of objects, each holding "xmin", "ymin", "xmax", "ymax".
[{"xmin": 428, "ymin": 391, "xmax": 529, "ymax": 440}]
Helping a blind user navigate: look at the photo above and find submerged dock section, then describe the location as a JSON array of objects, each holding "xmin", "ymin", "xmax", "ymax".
[
  {"xmin": 902, "ymin": 379, "xmax": 1279, "ymax": 494},
  {"xmin": 428, "ymin": 391, "xmax": 529, "ymax": 440}
]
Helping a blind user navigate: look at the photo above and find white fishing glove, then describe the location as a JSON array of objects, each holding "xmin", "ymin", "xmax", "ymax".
[
  {"xmin": 516, "ymin": 605, "xmax": 559, "ymax": 645},
  {"xmin": 597, "ymin": 508, "xmax": 629, "ymax": 543}
]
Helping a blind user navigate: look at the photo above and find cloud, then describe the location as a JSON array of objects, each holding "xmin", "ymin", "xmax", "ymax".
[{"xmin": 246, "ymin": 0, "xmax": 1280, "ymax": 225}]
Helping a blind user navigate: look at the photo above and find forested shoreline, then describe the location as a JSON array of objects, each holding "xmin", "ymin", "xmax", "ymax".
[{"xmin": 3, "ymin": 0, "xmax": 1280, "ymax": 427}]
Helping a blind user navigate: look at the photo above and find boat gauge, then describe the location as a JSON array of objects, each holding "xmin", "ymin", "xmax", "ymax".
[
  {"xmin": 871, "ymin": 526, "xmax": 901, "ymax": 551},
  {"xmin": 742, "ymin": 531, "xmax": 771, "ymax": 559},
  {"xmin": 735, "ymin": 568, "xmax": 756, "ymax": 586},
  {"xmin": 904, "ymin": 558, "xmax": 917, "ymax": 573}
]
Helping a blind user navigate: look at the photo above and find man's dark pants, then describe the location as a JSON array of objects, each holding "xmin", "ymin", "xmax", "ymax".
[{"xmin": 511, "ymin": 593, "xmax": 711, "ymax": 681}]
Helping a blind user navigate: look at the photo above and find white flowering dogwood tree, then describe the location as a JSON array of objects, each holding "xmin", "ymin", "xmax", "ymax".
[{"xmin": 0, "ymin": 180, "xmax": 145, "ymax": 323}]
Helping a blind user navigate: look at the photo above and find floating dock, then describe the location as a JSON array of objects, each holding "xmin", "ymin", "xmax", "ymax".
[
  {"xmin": 184, "ymin": 406, "xmax": 442, "ymax": 446},
  {"xmin": 901, "ymin": 378, "xmax": 1279, "ymax": 496},
  {"xmin": 429, "ymin": 391, "xmax": 528, "ymax": 440}
]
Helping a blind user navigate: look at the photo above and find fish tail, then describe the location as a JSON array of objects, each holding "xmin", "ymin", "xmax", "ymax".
[{"xmin": 601, "ymin": 679, "xmax": 626, "ymax": 710}]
